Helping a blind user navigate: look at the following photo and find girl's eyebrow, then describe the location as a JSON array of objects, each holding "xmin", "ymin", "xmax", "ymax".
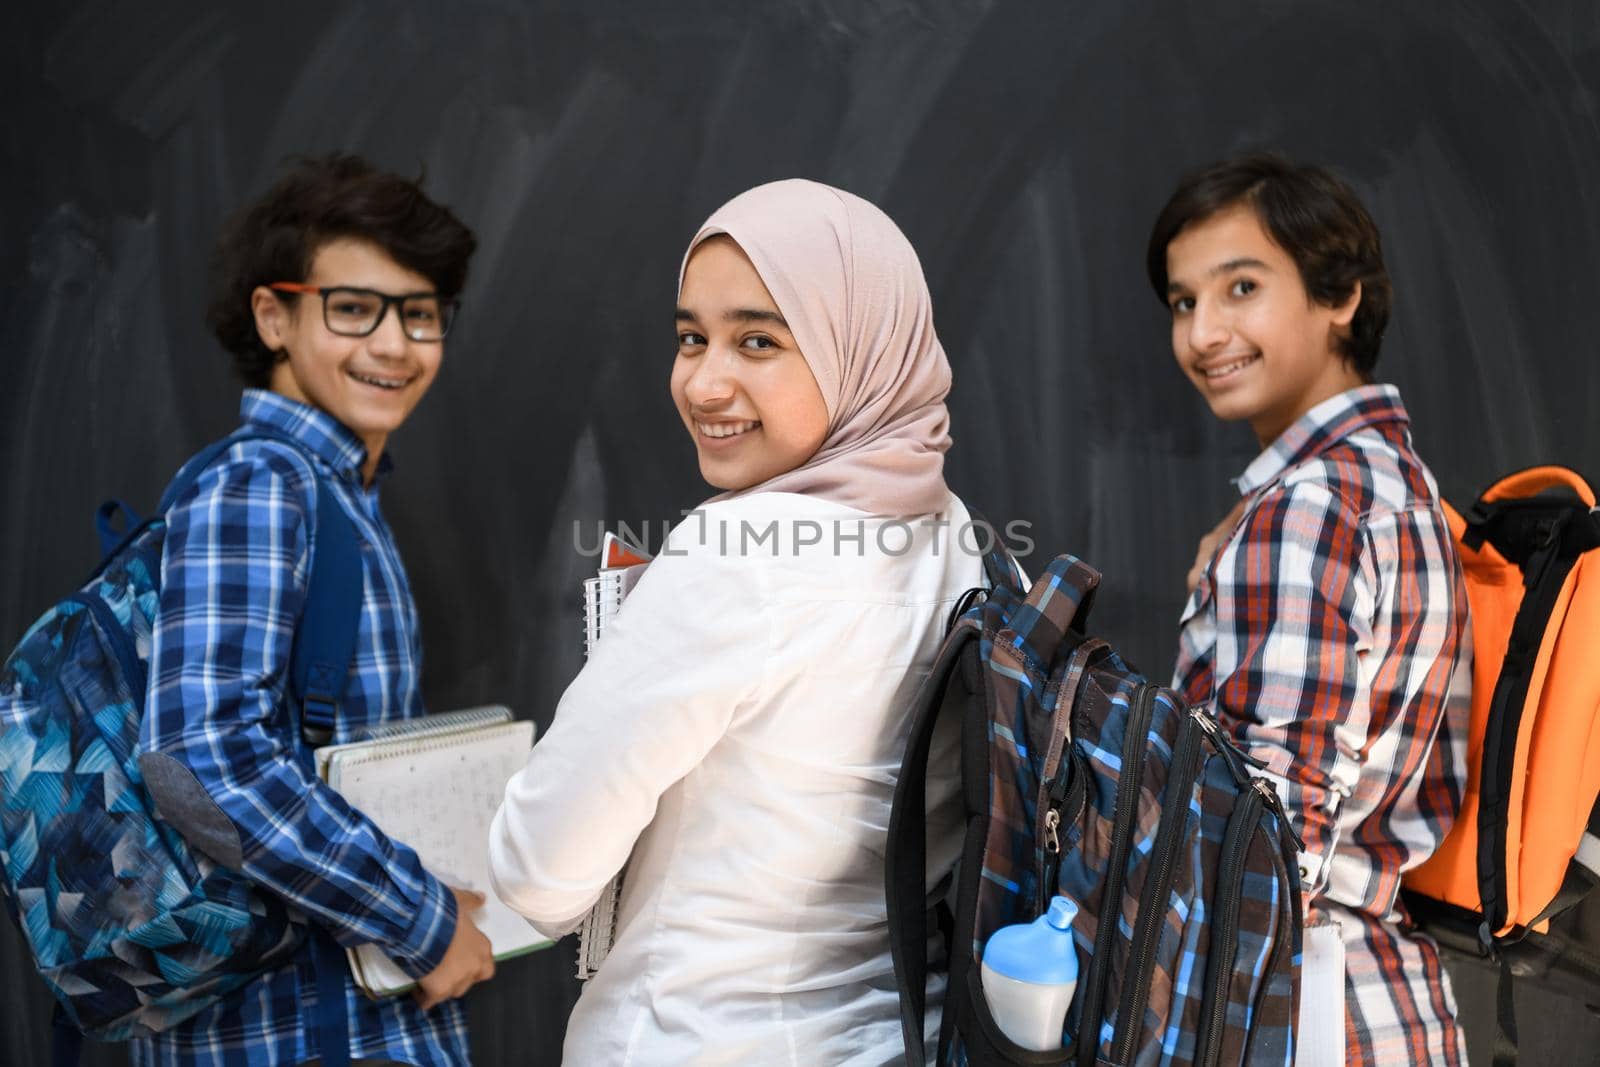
[
  {"xmin": 673, "ymin": 307, "xmax": 790, "ymax": 328},
  {"xmin": 723, "ymin": 308, "xmax": 788, "ymax": 327}
]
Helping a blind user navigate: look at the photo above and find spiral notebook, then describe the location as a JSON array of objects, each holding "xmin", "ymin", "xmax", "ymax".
[
  {"xmin": 574, "ymin": 532, "xmax": 652, "ymax": 979},
  {"xmin": 317, "ymin": 706, "xmax": 551, "ymax": 996}
]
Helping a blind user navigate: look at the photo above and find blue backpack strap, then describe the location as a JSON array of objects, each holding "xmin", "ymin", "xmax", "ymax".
[
  {"xmin": 272, "ymin": 437, "xmax": 360, "ymax": 1067},
  {"xmin": 253, "ymin": 433, "xmax": 360, "ymax": 1067},
  {"xmin": 310, "ymin": 924, "xmax": 353, "ymax": 1067},
  {"xmin": 293, "ymin": 483, "xmax": 363, "ymax": 746},
  {"xmin": 155, "ymin": 427, "xmax": 360, "ymax": 1067}
]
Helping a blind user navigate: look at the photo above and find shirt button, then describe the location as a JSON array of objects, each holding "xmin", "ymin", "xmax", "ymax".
[{"xmin": 1299, "ymin": 865, "xmax": 1309, "ymax": 879}]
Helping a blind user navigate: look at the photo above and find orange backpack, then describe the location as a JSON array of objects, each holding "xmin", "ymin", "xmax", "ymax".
[{"xmin": 1402, "ymin": 466, "xmax": 1600, "ymax": 1063}]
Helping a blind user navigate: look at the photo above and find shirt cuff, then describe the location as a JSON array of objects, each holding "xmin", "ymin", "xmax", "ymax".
[{"xmin": 389, "ymin": 873, "xmax": 458, "ymax": 979}]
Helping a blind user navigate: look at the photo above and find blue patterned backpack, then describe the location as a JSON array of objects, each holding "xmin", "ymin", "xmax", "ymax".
[
  {"xmin": 0, "ymin": 429, "xmax": 360, "ymax": 1062},
  {"xmin": 887, "ymin": 542, "xmax": 1305, "ymax": 1066}
]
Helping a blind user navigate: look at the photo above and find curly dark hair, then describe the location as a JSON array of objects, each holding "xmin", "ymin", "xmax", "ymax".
[
  {"xmin": 207, "ymin": 154, "xmax": 478, "ymax": 386},
  {"xmin": 1145, "ymin": 152, "xmax": 1391, "ymax": 378}
]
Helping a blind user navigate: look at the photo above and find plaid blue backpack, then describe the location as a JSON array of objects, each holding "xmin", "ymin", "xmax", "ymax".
[
  {"xmin": 0, "ymin": 429, "xmax": 360, "ymax": 1065},
  {"xmin": 887, "ymin": 542, "xmax": 1305, "ymax": 1066}
]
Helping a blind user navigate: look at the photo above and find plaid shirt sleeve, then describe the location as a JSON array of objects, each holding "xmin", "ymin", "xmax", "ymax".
[
  {"xmin": 1208, "ymin": 479, "xmax": 1377, "ymax": 899},
  {"xmin": 142, "ymin": 447, "xmax": 457, "ymax": 977}
]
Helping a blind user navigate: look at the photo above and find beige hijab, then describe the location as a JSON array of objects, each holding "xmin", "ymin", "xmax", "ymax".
[{"xmin": 681, "ymin": 179, "xmax": 953, "ymax": 518}]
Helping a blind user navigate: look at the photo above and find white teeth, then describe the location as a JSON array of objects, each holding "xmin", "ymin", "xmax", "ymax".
[
  {"xmin": 1202, "ymin": 355, "xmax": 1259, "ymax": 379},
  {"xmin": 697, "ymin": 420, "xmax": 759, "ymax": 439},
  {"xmin": 350, "ymin": 371, "xmax": 410, "ymax": 390}
]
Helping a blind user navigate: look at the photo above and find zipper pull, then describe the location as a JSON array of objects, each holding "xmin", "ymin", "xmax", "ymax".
[
  {"xmin": 1043, "ymin": 808, "xmax": 1061, "ymax": 856},
  {"xmin": 1193, "ymin": 708, "xmax": 1253, "ymax": 783},
  {"xmin": 1040, "ymin": 807, "xmax": 1064, "ymax": 905},
  {"xmin": 1253, "ymin": 778, "xmax": 1305, "ymax": 852},
  {"xmin": 1238, "ymin": 748, "xmax": 1271, "ymax": 771}
]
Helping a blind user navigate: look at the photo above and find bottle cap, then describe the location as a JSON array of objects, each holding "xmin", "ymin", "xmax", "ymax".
[
  {"xmin": 981, "ymin": 894, "xmax": 1081, "ymax": 985},
  {"xmin": 1046, "ymin": 894, "xmax": 1079, "ymax": 930}
]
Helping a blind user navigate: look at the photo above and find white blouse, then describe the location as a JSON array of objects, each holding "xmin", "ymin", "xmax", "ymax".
[{"xmin": 489, "ymin": 491, "xmax": 982, "ymax": 1065}]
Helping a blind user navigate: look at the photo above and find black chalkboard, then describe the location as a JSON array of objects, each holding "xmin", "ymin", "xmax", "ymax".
[{"xmin": 5, "ymin": 2, "xmax": 1598, "ymax": 1063}]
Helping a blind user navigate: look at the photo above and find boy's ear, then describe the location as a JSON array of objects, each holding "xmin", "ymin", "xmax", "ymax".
[
  {"xmin": 1329, "ymin": 280, "xmax": 1362, "ymax": 329},
  {"xmin": 250, "ymin": 286, "xmax": 289, "ymax": 354}
]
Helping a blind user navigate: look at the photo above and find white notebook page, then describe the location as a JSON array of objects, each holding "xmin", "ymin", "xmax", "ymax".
[{"xmin": 328, "ymin": 719, "xmax": 547, "ymax": 995}]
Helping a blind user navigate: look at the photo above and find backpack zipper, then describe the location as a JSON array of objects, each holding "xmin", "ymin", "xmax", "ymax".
[
  {"xmin": 1193, "ymin": 708, "xmax": 1252, "ymax": 785},
  {"xmin": 1256, "ymin": 776, "xmax": 1304, "ymax": 852},
  {"xmin": 1075, "ymin": 683, "xmax": 1156, "ymax": 1067},
  {"xmin": 1041, "ymin": 747, "xmax": 1089, "ymax": 902},
  {"xmin": 1109, "ymin": 700, "xmax": 1205, "ymax": 1064},
  {"xmin": 1193, "ymin": 777, "xmax": 1268, "ymax": 1067},
  {"xmin": 1193, "ymin": 711, "xmax": 1304, "ymax": 854},
  {"xmin": 1036, "ymin": 655, "xmax": 1090, "ymax": 908},
  {"xmin": 1244, "ymin": 813, "xmax": 1299, "ymax": 1062}
]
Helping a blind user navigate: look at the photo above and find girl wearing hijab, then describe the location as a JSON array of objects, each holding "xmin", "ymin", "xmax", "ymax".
[{"xmin": 488, "ymin": 179, "xmax": 981, "ymax": 1064}]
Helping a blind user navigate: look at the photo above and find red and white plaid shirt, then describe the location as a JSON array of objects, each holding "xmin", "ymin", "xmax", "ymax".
[{"xmin": 1173, "ymin": 383, "xmax": 1471, "ymax": 1065}]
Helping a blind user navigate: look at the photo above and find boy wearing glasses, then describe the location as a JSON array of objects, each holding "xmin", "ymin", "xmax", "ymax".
[
  {"xmin": 136, "ymin": 155, "xmax": 491, "ymax": 1066},
  {"xmin": 1149, "ymin": 154, "xmax": 1470, "ymax": 1065}
]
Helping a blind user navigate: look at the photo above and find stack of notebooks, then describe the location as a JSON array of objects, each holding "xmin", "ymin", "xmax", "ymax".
[
  {"xmin": 316, "ymin": 706, "xmax": 550, "ymax": 997},
  {"xmin": 574, "ymin": 532, "xmax": 652, "ymax": 980}
]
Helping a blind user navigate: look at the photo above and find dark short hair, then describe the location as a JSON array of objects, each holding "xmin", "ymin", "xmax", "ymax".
[
  {"xmin": 207, "ymin": 154, "xmax": 478, "ymax": 387},
  {"xmin": 1145, "ymin": 152, "xmax": 1391, "ymax": 377}
]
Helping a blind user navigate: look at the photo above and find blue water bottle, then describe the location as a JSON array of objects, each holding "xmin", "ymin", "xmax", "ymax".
[{"xmin": 979, "ymin": 894, "xmax": 1081, "ymax": 1051}]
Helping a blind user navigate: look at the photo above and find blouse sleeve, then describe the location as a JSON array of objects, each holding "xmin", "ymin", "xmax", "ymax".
[{"xmin": 488, "ymin": 533, "xmax": 768, "ymax": 934}]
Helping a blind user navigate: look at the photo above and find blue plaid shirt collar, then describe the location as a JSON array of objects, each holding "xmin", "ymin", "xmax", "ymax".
[
  {"xmin": 239, "ymin": 388, "xmax": 393, "ymax": 484},
  {"xmin": 1233, "ymin": 383, "xmax": 1409, "ymax": 496}
]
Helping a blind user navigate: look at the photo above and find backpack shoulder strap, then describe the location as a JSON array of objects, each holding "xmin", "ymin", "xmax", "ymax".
[
  {"xmin": 294, "ymin": 482, "xmax": 361, "ymax": 737},
  {"xmin": 1473, "ymin": 483, "xmax": 1600, "ymax": 945},
  {"xmin": 887, "ymin": 624, "xmax": 981, "ymax": 1066}
]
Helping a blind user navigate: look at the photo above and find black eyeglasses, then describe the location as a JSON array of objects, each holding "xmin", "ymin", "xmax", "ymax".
[{"xmin": 269, "ymin": 283, "xmax": 460, "ymax": 341}]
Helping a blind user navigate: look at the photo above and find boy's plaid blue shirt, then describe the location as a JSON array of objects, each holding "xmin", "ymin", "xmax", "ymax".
[{"xmin": 133, "ymin": 389, "xmax": 468, "ymax": 1067}]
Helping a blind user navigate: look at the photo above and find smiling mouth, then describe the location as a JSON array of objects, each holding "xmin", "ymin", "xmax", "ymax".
[
  {"xmin": 1198, "ymin": 353, "xmax": 1261, "ymax": 382},
  {"xmin": 348, "ymin": 369, "xmax": 415, "ymax": 391},
  {"xmin": 696, "ymin": 419, "xmax": 761, "ymax": 440}
]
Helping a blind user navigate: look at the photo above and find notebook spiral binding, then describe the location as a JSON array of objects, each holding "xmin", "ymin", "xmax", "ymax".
[
  {"xmin": 582, "ymin": 573, "xmax": 627, "ymax": 657},
  {"xmin": 575, "ymin": 570, "xmax": 630, "ymax": 980}
]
